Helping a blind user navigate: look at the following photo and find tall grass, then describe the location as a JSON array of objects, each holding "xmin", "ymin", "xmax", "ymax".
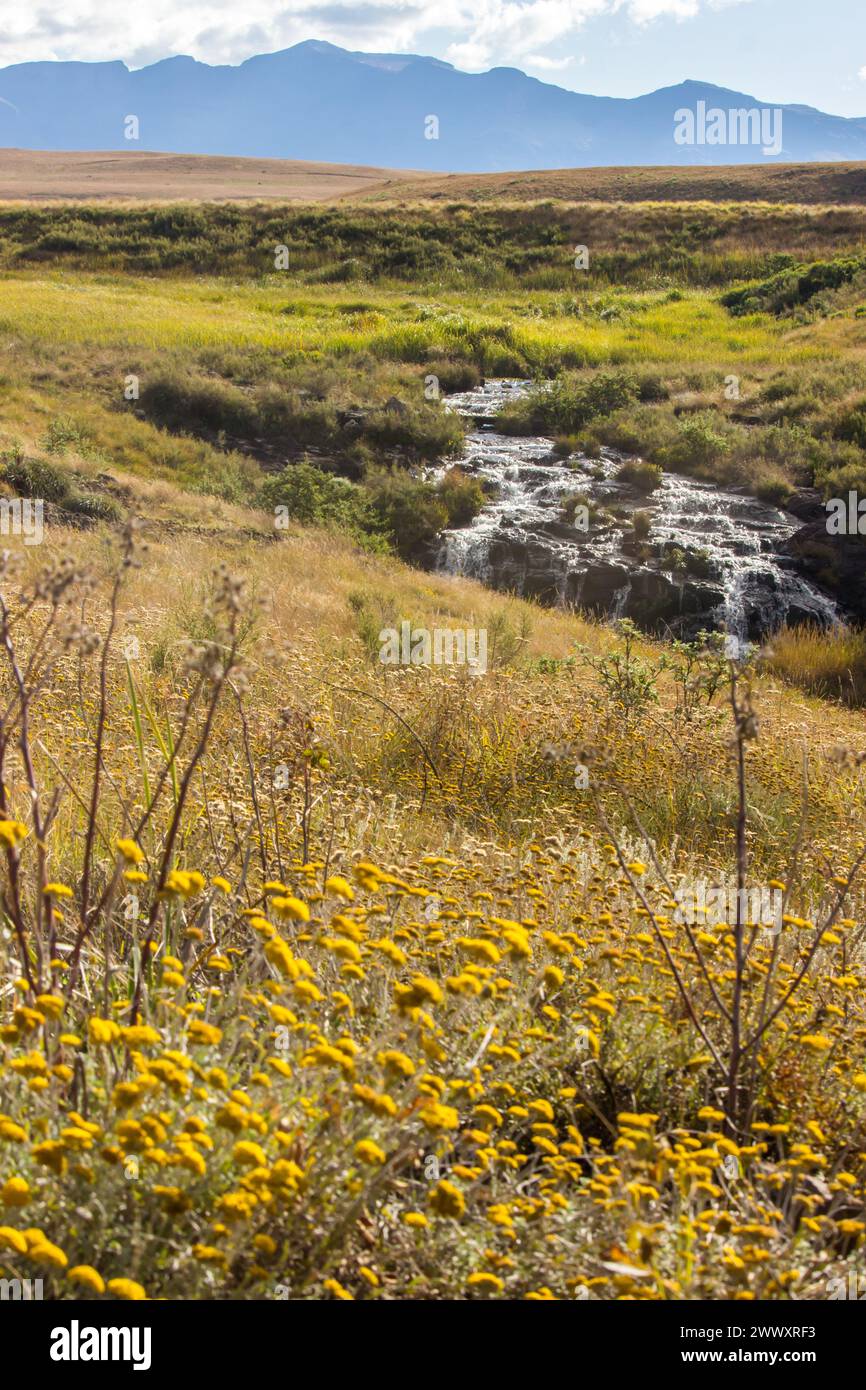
[{"xmin": 767, "ymin": 623, "xmax": 866, "ymax": 705}]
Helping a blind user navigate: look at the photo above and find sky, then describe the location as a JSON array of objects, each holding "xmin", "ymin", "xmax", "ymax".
[{"xmin": 0, "ymin": 0, "xmax": 864, "ymax": 117}]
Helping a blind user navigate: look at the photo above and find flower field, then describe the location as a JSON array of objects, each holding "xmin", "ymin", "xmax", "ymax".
[{"xmin": 1, "ymin": 518, "xmax": 865, "ymax": 1301}]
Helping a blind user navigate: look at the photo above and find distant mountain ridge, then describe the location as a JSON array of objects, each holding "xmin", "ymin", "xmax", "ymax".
[{"xmin": 1, "ymin": 40, "xmax": 865, "ymax": 171}]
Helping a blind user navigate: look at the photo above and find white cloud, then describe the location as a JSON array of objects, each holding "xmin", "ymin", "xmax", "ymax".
[
  {"xmin": 625, "ymin": 0, "xmax": 699, "ymax": 20},
  {"xmin": 526, "ymin": 53, "xmax": 576, "ymax": 69},
  {"xmin": 617, "ymin": 0, "xmax": 752, "ymax": 19},
  {"xmin": 0, "ymin": 0, "xmax": 754, "ymax": 72},
  {"xmin": 444, "ymin": 0, "xmax": 608, "ymax": 72},
  {"xmin": 859, "ymin": 65, "xmax": 866, "ymax": 81}
]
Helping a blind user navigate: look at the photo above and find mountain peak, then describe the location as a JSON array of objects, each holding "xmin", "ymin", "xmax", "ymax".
[{"xmin": 0, "ymin": 45, "xmax": 862, "ymax": 171}]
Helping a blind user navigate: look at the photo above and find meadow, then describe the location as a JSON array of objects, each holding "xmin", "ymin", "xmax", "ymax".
[{"xmin": 0, "ymin": 195, "xmax": 865, "ymax": 1302}]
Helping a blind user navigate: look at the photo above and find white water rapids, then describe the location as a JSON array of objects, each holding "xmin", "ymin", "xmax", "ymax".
[{"xmin": 432, "ymin": 380, "xmax": 838, "ymax": 641}]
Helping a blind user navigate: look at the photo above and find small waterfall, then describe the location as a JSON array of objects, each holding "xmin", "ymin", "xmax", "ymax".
[
  {"xmin": 434, "ymin": 380, "xmax": 839, "ymax": 639},
  {"xmin": 611, "ymin": 581, "xmax": 632, "ymax": 619}
]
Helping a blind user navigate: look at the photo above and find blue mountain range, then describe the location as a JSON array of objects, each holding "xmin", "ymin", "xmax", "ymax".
[{"xmin": 1, "ymin": 40, "xmax": 865, "ymax": 171}]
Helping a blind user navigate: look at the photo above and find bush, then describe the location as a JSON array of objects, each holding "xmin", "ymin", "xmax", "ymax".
[
  {"xmin": 1, "ymin": 450, "xmax": 123, "ymax": 523},
  {"xmin": 365, "ymin": 469, "xmax": 448, "ymax": 560},
  {"xmin": 580, "ymin": 402, "xmax": 680, "ymax": 459},
  {"xmin": 656, "ymin": 413, "xmax": 732, "ymax": 473},
  {"xmin": 41, "ymin": 416, "xmax": 98, "ymax": 458},
  {"xmin": 499, "ymin": 370, "xmax": 639, "ymax": 436},
  {"xmin": 423, "ymin": 359, "xmax": 482, "ymax": 394},
  {"xmin": 253, "ymin": 384, "xmax": 338, "ymax": 450},
  {"xmin": 361, "ymin": 402, "xmax": 464, "ymax": 461},
  {"xmin": 821, "ymin": 456, "xmax": 866, "ymax": 500},
  {"xmin": 636, "ymin": 372, "xmax": 670, "ymax": 403},
  {"xmin": 138, "ymin": 370, "xmax": 462, "ymax": 465},
  {"xmin": 64, "ymin": 491, "xmax": 122, "ymax": 523},
  {"xmin": 722, "ymin": 253, "xmax": 866, "ymax": 317},
  {"xmin": 833, "ymin": 399, "xmax": 866, "ymax": 451},
  {"xmin": 754, "ymin": 474, "xmax": 795, "ymax": 506},
  {"xmin": 616, "ymin": 459, "xmax": 663, "ymax": 493},
  {"xmin": 2, "ymin": 451, "xmax": 70, "ymax": 504},
  {"xmin": 140, "ymin": 374, "xmax": 257, "ymax": 437},
  {"xmin": 259, "ymin": 460, "xmax": 371, "ymax": 535},
  {"xmin": 436, "ymin": 468, "xmax": 486, "ymax": 527}
]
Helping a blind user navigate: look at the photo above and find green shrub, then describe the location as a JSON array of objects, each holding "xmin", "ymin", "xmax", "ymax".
[
  {"xmin": 140, "ymin": 374, "xmax": 257, "ymax": 437},
  {"xmin": 423, "ymin": 359, "xmax": 482, "ymax": 394},
  {"xmin": 636, "ymin": 372, "xmax": 670, "ymax": 403},
  {"xmin": 361, "ymin": 402, "xmax": 463, "ymax": 461},
  {"xmin": 2, "ymin": 451, "xmax": 71, "ymax": 503},
  {"xmin": 754, "ymin": 474, "xmax": 795, "ymax": 506},
  {"xmin": 138, "ymin": 369, "xmax": 461, "ymax": 465},
  {"xmin": 436, "ymin": 468, "xmax": 486, "ymax": 527},
  {"xmin": 656, "ymin": 413, "xmax": 732, "ymax": 473},
  {"xmin": 1, "ymin": 451, "xmax": 123, "ymax": 523},
  {"xmin": 365, "ymin": 469, "xmax": 448, "ymax": 560},
  {"xmin": 499, "ymin": 369, "xmax": 639, "ymax": 436},
  {"xmin": 260, "ymin": 460, "xmax": 370, "ymax": 533},
  {"xmin": 722, "ymin": 254, "xmax": 866, "ymax": 317},
  {"xmin": 253, "ymin": 384, "xmax": 338, "ymax": 449},
  {"xmin": 616, "ymin": 459, "xmax": 663, "ymax": 493},
  {"xmin": 833, "ymin": 399, "xmax": 866, "ymax": 451},
  {"xmin": 64, "ymin": 491, "xmax": 122, "ymax": 523},
  {"xmin": 821, "ymin": 457, "xmax": 866, "ymax": 500},
  {"xmin": 41, "ymin": 416, "xmax": 98, "ymax": 458},
  {"xmin": 580, "ymin": 402, "xmax": 679, "ymax": 458}
]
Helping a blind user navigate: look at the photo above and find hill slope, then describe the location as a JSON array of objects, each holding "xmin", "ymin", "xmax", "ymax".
[
  {"xmin": 0, "ymin": 148, "xmax": 426, "ymax": 203},
  {"xmin": 372, "ymin": 161, "xmax": 866, "ymax": 205},
  {"xmin": 4, "ymin": 151, "xmax": 866, "ymax": 206}
]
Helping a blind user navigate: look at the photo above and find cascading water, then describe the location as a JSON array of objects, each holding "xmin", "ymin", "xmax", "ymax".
[{"xmin": 432, "ymin": 380, "xmax": 839, "ymax": 641}]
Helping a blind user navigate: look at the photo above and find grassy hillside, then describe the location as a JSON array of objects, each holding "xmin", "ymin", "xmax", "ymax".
[
  {"xmin": 1, "ymin": 193, "xmax": 865, "ymax": 1303},
  {"xmin": 1, "ymin": 200, "xmax": 865, "ymax": 283},
  {"xmin": 0, "ymin": 508, "xmax": 864, "ymax": 1301},
  {"xmin": 373, "ymin": 161, "xmax": 866, "ymax": 206},
  {"xmin": 3, "ymin": 152, "xmax": 865, "ymax": 208},
  {"xmin": 0, "ymin": 149, "xmax": 427, "ymax": 204},
  {"xmin": 0, "ymin": 202, "xmax": 864, "ymax": 508}
]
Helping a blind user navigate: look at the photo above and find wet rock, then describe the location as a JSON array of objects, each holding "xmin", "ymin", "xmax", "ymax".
[
  {"xmin": 622, "ymin": 569, "xmax": 720, "ymax": 631},
  {"xmin": 537, "ymin": 519, "xmax": 590, "ymax": 543},
  {"xmin": 784, "ymin": 488, "xmax": 825, "ymax": 524},
  {"xmin": 784, "ymin": 598, "xmax": 828, "ymax": 629},
  {"xmin": 782, "ymin": 522, "xmax": 866, "ymax": 623},
  {"xmin": 567, "ymin": 562, "xmax": 631, "ymax": 612},
  {"xmin": 483, "ymin": 536, "xmax": 566, "ymax": 603}
]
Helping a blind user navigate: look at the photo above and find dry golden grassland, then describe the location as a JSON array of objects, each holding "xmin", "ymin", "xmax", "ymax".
[
  {"xmin": 3, "ymin": 150, "xmax": 864, "ymax": 207},
  {"xmin": 371, "ymin": 162, "xmax": 866, "ymax": 206},
  {"xmin": 0, "ymin": 149, "xmax": 427, "ymax": 204},
  {"xmin": 0, "ymin": 506, "xmax": 864, "ymax": 1301}
]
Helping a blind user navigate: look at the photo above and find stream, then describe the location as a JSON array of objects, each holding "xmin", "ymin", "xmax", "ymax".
[{"xmin": 432, "ymin": 379, "xmax": 839, "ymax": 641}]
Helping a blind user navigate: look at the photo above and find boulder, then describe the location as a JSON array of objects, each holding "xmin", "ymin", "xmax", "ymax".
[
  {"xmin": 784, "ymin": 488, "xmax": 825, "ymax": 524},
  {"xmin": 566, "ymin": 562, "xmax": 631, "ymax": 612},
  {"xmin": 782, "ymin": 522, "xmax": 866, "ymax": 623}
]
